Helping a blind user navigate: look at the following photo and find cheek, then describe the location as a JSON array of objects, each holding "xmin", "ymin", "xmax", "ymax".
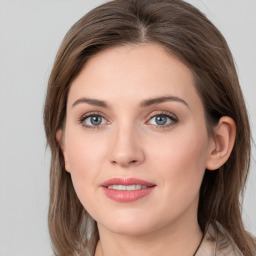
[
  {"xmin": 149, "ymin": 125, "xmax": 209, "ymax": 192},
  {"xmin": 66, "ymin": 140, "xmax": 102, "ymax": 172},
  {"xmin": 64, "ymin": 124, "xmax": 108, "ymax": 173},
  {"xmin": 63, "ymin": 129, "xmax": 109, "ymax": 213},
  {"xmin": 65, "ymin": 141, "xmax": 102, "ymax": 217}
]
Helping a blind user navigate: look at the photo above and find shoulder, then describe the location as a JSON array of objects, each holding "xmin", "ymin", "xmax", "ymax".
[{"xmin": 195, "ymin": 222, "xmax": 243, "ymax": 256}]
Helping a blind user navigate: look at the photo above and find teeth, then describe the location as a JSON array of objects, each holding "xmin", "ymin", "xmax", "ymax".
[{"xmin": 107, "ymin": 185, "xmax": 148, "ymax": 190}]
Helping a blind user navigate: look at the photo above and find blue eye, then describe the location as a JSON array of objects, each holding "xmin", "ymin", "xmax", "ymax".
[
  {"xmin": 80, "ymin": 114, "xmax": 107, "ymax": 128},
  {"xmin": 148, "ymin": 114, "xmax": 177, "ymax": 126}
]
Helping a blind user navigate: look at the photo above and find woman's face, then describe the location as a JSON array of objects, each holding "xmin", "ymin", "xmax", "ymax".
[{"xmin": 60, "ymin": 43, "xmax": 214, "ymax": 236}]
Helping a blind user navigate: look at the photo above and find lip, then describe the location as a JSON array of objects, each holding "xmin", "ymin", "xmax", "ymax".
[
  {"xmin": 101, "ymin": 178, "xmax": 156, "ymax": 202},
  {"xmin": 101, "ymin": 178, "xmax": 155, "ymax": 187}
]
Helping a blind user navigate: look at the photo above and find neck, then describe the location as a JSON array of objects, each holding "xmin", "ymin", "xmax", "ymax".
[{"xmin": 95, "ymin": 215, "xmax": 203, "ymax": 256}]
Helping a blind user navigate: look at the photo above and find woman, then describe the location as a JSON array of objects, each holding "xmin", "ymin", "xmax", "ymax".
[{"xmin": 44, "ymin": 0, "xmax": 256, "ymax": 255}]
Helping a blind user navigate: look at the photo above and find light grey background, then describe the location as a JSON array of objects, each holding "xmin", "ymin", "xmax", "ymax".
[{"xmin": 0, "ymin": 1, "xmax": 255, "ymax": 255}]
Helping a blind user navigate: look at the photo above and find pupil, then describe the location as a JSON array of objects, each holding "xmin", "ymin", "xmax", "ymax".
[
  {"xmin": 91, "ymin": 116, "xmax": 102, "ymax": 125},
  {"xmin": 156, "ymin": 116, "xmax": 167, "ymax": 125}
]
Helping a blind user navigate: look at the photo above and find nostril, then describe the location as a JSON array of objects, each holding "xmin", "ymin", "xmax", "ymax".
[{"xmin": 111, "ymin": 159, "xmax": 137, "ymax": 166}]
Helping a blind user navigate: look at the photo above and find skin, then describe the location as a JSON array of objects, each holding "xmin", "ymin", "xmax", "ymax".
[{"xmin": 57, "ymin": 43, "xmax": 236, "ymax": 256}]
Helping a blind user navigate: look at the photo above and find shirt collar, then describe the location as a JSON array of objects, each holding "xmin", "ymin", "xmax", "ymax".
[{"xmin": 195, "ymin": 222, "xmax": 243, "ymax": 256}]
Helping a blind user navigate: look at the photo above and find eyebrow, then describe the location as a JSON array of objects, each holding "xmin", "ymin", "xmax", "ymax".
[
  {"xmin": 72, "ymin": 96, "xmax": 189, "ymax": 109},
  {"xmin": 72, "ymin": 97, "xmax": 109, "ymax": 108},
  {"xmin": 140, "ymin": 96, "xmax": 190, "ymax": 109}
]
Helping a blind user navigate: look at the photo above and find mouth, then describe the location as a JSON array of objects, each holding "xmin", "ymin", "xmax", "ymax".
[
  {"xmin": 101, "ymin": 178, "xmax": 156, "ymax": 202},
  {"xmin": 106, "ymin": 184, "xmax": 149, "ymax": 190}
]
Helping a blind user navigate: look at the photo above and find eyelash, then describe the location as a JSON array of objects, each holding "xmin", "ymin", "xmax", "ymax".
[
  {"xmin": 78, "ymin": 111, "xmax": 178, "ymax": 130},
  {"xmin": 78, "ymin": 112, "xmax": 108, "ymax": 129},
  {"xmin": 147, "ymin": 111, "xmax": 178, "ymax": 129}
]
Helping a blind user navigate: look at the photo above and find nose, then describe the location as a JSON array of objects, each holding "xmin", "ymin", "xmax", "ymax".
[{"xmin": 109, "ymin": 124, "xmax": 145, "ymax": 168}]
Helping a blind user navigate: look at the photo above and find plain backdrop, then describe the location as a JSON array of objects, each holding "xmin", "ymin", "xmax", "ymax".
[{"xmin": 0, "ymin": 0, "xmax": 255, "ymax": 255}]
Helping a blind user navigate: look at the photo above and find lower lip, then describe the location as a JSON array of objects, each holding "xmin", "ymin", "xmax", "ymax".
[{"xmin": 102, "ymin": 187, "xmax": 155, "ymax": 202}]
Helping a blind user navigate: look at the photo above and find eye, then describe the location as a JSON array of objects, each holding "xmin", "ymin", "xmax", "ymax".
[
  {"xmin": 147, "ymin": 113, "xmax": 177, "ymax": 127},
  {"xmin": 79, "ymin": 113, "xmax": 108, "ymax": 128}
]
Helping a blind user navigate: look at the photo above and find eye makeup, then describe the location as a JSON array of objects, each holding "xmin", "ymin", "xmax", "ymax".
[{"xmin": 77, "ymin": 110, "xmax": 178, "ymax": 130}]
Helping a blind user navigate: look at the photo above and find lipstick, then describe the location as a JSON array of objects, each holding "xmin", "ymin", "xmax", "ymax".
[{"xmin": 101, "ymin": 178, "xmax": 156, "ymax": 202}]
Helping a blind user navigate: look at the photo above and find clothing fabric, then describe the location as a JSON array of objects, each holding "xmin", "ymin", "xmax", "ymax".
[
  {"xmin": 89, "ymin": 222, "xmax": 245, "ymax": 256},
  {"xmin": 195, "ymin": 222, "xmax": 243, "ymax": 256}
]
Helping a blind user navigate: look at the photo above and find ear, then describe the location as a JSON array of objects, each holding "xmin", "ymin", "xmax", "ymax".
[
  {"xmin": 206, "ymin": 116, "xmax": 236, "ymax": 170},
  {"xmin": 56, "ymin": 129, "xmax": 71, "ymax": 173}
]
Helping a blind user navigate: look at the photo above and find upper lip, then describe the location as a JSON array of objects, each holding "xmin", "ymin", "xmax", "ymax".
[{"xmin": 101, "ymin": 178, "xmax": 156, "ymax": 187}]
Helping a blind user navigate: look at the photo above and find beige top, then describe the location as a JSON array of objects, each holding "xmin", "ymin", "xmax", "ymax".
[
  {"xmin": 89, "ymin": 222, "xmax": 244, "ymax": 256},
  {"xmin": 195, "ymin": 222, "xmax": 243, "ymax": 256}
]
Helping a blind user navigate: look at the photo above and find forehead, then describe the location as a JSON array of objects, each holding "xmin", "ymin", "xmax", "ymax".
[{"xmin": 67, "ymin": 43, "xmax": 201, "ymax": 109}]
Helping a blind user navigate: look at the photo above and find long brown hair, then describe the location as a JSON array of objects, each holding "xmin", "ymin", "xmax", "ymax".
[{"xmin": 44, "ymin": 0, "xmax": 256, "ymax": 255}]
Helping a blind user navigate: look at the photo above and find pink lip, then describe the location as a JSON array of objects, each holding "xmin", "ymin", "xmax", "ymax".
[
  {"xmin": 101, "ymin": 178, "xmax": 155, "ymax": 187},
  {"xmin": 101, "ymin": 178, "xmax": 156, "ymax": 202}
]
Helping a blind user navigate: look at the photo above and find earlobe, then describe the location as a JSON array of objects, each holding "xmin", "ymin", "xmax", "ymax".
[
  {"xmin": 56, "ymin": 129, "xmax": 71, "ymax": 173},
  {"xmin": 206, "ymin": 116, "xmax": 236, "ymax": 170},
  {"xmin": 56, "ymin": 129, "xmax": 63, "ymax": 148}
]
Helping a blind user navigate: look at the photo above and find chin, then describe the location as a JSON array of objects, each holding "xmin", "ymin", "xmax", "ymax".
[
  {"xmin": 96, "ymin": 209, "xmax": 169, "ymax": 237},
  {"xmin": 102, "ymin": 221, "xmax": 155, "ymax": 236}
]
